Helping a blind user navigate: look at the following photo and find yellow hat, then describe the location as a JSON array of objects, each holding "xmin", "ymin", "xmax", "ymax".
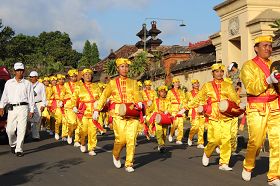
[
  {"xmin": 82, "ymin": 68, "xmax": 93, "ymax": 75},
  {"xmin": 68, "ymin": 69, "xmax": 78, "ymax": 76},
  {"xmin": 43, "ymin": 77, "xmax": 50, "ymax": 82},
  {"xmin": 158, "ymin": 85, "xmax": 168, "ymax": 92},
  {"xmin": 38, "ymin": 78, "xmax": 43, "ymax": 83},
  {"xmin": 57, "ymin": 74, "xmax": 65, "ymax": 79},
  {"xmin": 224, "ymin": 77, "xmax": 233, "ymax": 84},
  {"xmin": 191, "ymin": 79, "xmax": 199, "ymax": 84},
  {"xmin": 254, "ymin": 35, "xmax": 273, "ymax": 44},
  {"xmin": 172, "ymin": 77, "xmax": 180, "ymax": 83},
  {"xmin": 144, "ymin": 80, "xmax": 152, "ymax": 86},
  {"xmin": 137, "ymin": 81, "xmax": 142, "ymax": 87},
  {"xmin": 49, "ymin": 76, "xmax": 57, "ymax": 81},
  {"xmin": 116, "ymin": 58, "xmax": 131, "ymax": 67},
  {"xmin": 211, "ymin": 63, "xmax": 225, "ymax": 71}
]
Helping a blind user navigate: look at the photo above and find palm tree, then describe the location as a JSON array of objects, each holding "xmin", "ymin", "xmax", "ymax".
[
  {"xmin": 128, "ymin": 51, "xmax": 148, "ymax": 79},
  {"xmin": 104, "ymin": 59, "xmax": 117, "ymax": 76},
  {"xmin": 270, "ymin": 19, "xmax": 280, "ymax": 39}
]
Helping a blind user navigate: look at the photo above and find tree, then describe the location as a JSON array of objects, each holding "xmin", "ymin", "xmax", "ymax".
[
  {"xmin": 270, "ymin": 19, "xmax": 280, "ymax": 39},
  {"xmin": 104, "ymin": 59, "xmax": 117, "ymax": 76},
  {"xmin": 128, "ymin": 51, "xmax": 148, "ymax": 78},
  {"xmin": 92, "ymin": 42, "xmax": 100, "ymax": 66},
  {"xmin": 0, "ymin": 22, "xmax": 15, "ymax": 60}
]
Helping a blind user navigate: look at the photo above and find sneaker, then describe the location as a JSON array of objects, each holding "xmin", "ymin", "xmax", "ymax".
[
  {"xmin": 215, "ymin": 147, "xmax": 220, "ymax": 154},
  {"xmin": 219, "ymin": 164, "xmax": 233, "ymax": 171},
  {"xmin": 187, "ymin": 138, "xmax": 192, "ymax": 146},
  {"xmin": 268, "ymin": 179, "xmax": 280, "ymax": 186},
  {"xmin": 202, "ymin": 153, "xmax": 209, "ymax": 167},
  {"xmin": 74, "ymin": 142, "xmax": 81, "ymax": 147},
  {"xmin": 16, "ymin": 152, "xmax": 24, "ymax": 157},
  {"xmin": 88, "ymin": 150, "xmax": 96, "ymax": 156},
  {"xmin": 125, "ymin": 167, "xmax": 135, "ymax": 173},
  {"xmin": 11, "ymin": 146, "xmax": 16, "ymax": 154},
  {"xmin": 168, "ymin": 135, "xmax": 173, "ymax": 142},
  {"xmin": 67, "ymin": 136, "xmax": 72, "ymax": 144},
  {"xmin": 242, "ymin": 168, "xmax": 251, "ymax": 181},
  {"xmin": 176, "ymin": 141, "xmax": 183, "ymax": 145},
  {"xmin": 232, "ymin": 152, "xmax": 238, "ymax": 156},
  {"xmin": 80, "ymin": 145, "xmax": 86, "ymax": 153},
  {"xmin": 197, "ymin": 144, "xmax": 205, "ymax": 149},
  {"xmin": 113, "ymin": 155, "xmax": 121, "ymax": 168},
  {"xmin": 158, "ymin": 146, "xmax": 167, "ymax": 153},
  {"xmin": 54, "ymin": 133, "xmax": 60, "ymax": 140},
  {"xmin": 61, "ymin": 137, "xmax": 67, "ymax": 142}
]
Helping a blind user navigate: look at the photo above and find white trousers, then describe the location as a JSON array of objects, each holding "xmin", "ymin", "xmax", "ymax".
[
  {"xmin": 6, "ymin": 105, "xmax": 28, "ymax": 153},
  {"xmin": 29, "ymin": 102, "xmax": 43, "ymax": 139}
]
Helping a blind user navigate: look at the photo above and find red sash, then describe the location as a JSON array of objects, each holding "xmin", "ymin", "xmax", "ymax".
[
  {"xmin": 56, "ymin": 85, "xmax": 65, "ymax": 115},
  {"xmin": 171, "ymin": 88, "xmax": 181, "ymax": 104},
  {"xmin": 68, "ymin": 82, "xmax": 74, "ymax": 94},
  {"xmin": 204, "ymin": 81, "xmax": 221, "ymax": 117},
  {"xmin": 191, "ymin": 90, "xmax": 197, "ymax": 119},
  {"xmin": 116, "ymin": 78, "xmax": 124, "ymax": 103},
  {"xmin": 252, "ymin": 56, "xmax": 270, "ymax": 78}
]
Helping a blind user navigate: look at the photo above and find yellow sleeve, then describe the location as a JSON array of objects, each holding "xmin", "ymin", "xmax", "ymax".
[
  {"xmin": 188, "ymin": 84, "xmax": 207, "ymax": 109},
  {"xmin": 225, "ymin": 83, "xmax": 240, "ymax": 105},
  {"xmin": 71, "ymin": 84, "xmax": 81, "ymax": 107},
  {"xmin": 97, "ymin": 81, "xmax": 112, "ymax": 111},
  {"xmin": 132, "ymin": 80, "xmax": 143, "ymax": 103},
  {"xmin": 240, "ymin": 60, "xmax": 268, "ymax": 96}
]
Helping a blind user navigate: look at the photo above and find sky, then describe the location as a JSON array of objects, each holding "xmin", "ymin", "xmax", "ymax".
[{"xmin": 0, "ymin": 0, "xmax": 223, "ymax": 58}]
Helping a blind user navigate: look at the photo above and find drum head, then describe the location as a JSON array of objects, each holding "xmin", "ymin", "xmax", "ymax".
[
  {"xmin": 119, "ymin": 104, "xmax": 127, "ymax": 116},
  {"xmin": 270, "ymin": 60, "xmax": 280, "ymax": 73},
  {"xmin": 155, "ymin": 114, "xmax": 162, "ymax": 123},
  {"xmin": 197, "ymin": 105, "xmax": 204, "ymax": 113},
  {"xmin": 218, "ymin": 100, "xmax": 228, "ymax": 112}
]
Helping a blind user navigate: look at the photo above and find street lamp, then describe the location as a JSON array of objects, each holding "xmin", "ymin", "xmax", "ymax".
[{"xmin": 143, "ymin": 17, "xmax": 186, "ymax": 51}]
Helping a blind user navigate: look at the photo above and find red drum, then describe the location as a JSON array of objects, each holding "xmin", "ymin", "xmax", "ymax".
[
  {"xmin": 119, "ymin": 103, "xmax": 141, "ymax": 117},
  {"xmin": 219, "ymin": 99, "xmax": 245, "ymax": 118},
  {"xmin": 155, "ymin": 113, "xmax": 172, "ymax": 125}
]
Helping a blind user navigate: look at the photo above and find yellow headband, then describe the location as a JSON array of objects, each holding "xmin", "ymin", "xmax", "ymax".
[
  {"xmin": 191, "ymin": 79, "xmax": 199, "ymax": 84},
  {"xmin": 158, "ymin": 85, "xmax": 168, "ymax": 92},
  {"xmin": 68, "ymin": 69, "xmax": 78, "ymax": 76},
  {"xmin": 254, "ymin": 35, "xmax": 273, "ymax": 44},
  {"xmin": 172, "ymin": 77, "xmax": 180, "ymax": 83},
  {"xmin": 57, "ymin": 74, "xmax": 65, "ymax": 79},
  {"xmin": 224, "ymin": 77, "xmax": 233, "ymax": 84},
  {"xmin": 49, "ymin": 76, "xmax": 57, "ymax": 81},
  {"xmin": 38, "ymin": 78, "xmax": 43, "ymax": 83},
  {"xmin": 82, "ymin": 68, "xmax": 93, "ymax": 75},
  {"xmin": 116, "ymin": 58, "xmax": 131, "ymax": 67},
  {"xmin": 43, "ymin": 77, "xmax": 50, "ymax": 82},
  {"xmin": 144, "ymin": 80, "xmax": 152, "ymax": 86},
  {"xmin": 211, "ymin": 63, "xmax": 225, "ymax": 71},
  {"xmin": 137, "ymin": 81, "xmax": 143, "ymax": 87}
]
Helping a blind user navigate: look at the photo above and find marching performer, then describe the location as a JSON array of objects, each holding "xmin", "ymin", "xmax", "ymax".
[
  {"xmin": 41, "ymin": 77, "xmax": 52, "ymax": 134},
  {"xmin": 93, "ymin": 58, "xmax": 143, "ymax": 172},
  {"xmin": 72, "ymin": 69, "xmax": 102, "ymax": 155},
  {"xmin": 188, "ymin": 63, "xmax": 241, "ymax": 171},
  {"xmin": 240, "ymin": 35, "xmax": 280, "ymax": 185},
  {"xmin": 63, "ymin": 69, "xmax": 79, "ymax": 144},
  {"xmin": 50, "ymin": 74, "xmax": 66, "ymax": 140},
  {"xmin": 186, "ymin": 79, "xmax": 205, "ymax": 149},
  {"xmin": 28, "ymin": 71, "xmax": 47, "ymax": 140},
  {"xmin": 167, "ymin": 78, "xmax": 187, "ymax": 145}
]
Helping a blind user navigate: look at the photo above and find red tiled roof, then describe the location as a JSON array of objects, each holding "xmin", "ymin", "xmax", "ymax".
[{"xmin": 188, "ymin": 40, "xmax": 212, "ymax": 51}]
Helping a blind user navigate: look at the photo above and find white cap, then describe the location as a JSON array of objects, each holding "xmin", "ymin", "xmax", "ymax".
[
  {"xmin": 228, "ymin": 63, "xmax": 234, "ymax": 71},
  {"xmin": 14, "ymin": 62, "xmax": 25, "ymax": 70},
  {"xmin": 29, "ymin": 71, "xmax": 38, "ymax": 77}
]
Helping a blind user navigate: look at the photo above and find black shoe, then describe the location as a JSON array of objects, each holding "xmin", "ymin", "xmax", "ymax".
[
  {"xmin": 16, "ymin": 152, "xmax": 24, "ymax": 157},
  {"xmin": 32, "ymin": 138, "xmax": 40, "ymax": 142},
  {"xmin": 11, "ymin": 146, "xmax": 15, "ymax": 154},
  {"xmin": 159, "ymin": 147, "xmax": 167, "ymax": 153}
]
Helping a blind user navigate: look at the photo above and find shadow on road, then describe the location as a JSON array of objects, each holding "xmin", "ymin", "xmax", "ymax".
[
  {"xmin": 0, "ymin": 158, "xmax": 84, "ymax": 186},
  {"xmin": 252, "ymin": 156, "xmax": 269, "ymax": 178},
  {"xmin": 23, "ymin": 141, "xmax": 68, "ymax": 155}
]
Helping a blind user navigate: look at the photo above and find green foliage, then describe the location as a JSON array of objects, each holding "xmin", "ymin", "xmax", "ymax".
[
  {"xmin": 104, "ymin": 59, "xmax": 117, "ymax": 76},
  {"xmin": 128, "ymin": 51, "xmax": 149, "ymax": 78},
  {"xmin": 270, "ymin": 19, "xmax": 280, "ymax": 37},
  {"xmin": 0, "ymin": 23, "xmax": 15, "ymax": 60},
  {"xmin": 92, "ymin": 42, "xmax": 100, "ymax": 65},
  {"xmin": 79, "ymin": 40, "xmax": 100, "ymax": 67}
]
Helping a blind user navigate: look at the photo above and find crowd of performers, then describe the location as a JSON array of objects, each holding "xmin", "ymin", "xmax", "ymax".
[{"xmin": 1, "ymin": 35, "xmax": 280, "ymax": 185}]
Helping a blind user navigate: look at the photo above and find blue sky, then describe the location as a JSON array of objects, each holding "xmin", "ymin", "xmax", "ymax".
[{"xmin": 0, "ymin": 0, "xmax": 223, "ymax": 58}]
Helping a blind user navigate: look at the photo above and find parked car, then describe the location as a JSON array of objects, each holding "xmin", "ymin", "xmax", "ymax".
[{"xmin": 0, "ymin": 66, "xmax": 11, "ymax": 143}]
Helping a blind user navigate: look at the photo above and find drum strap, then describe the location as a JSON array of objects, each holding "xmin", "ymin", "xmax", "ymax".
[
  {"xmin": 211, "ymin": 81, "xmax": 221, "ymax": 102},
  {"xmin": 252, "ymin": 56, "xmax": 270, "ymax": 78},
  {"xmin": 191, "ymin": 90, "xmax": 197, "ymax": 119},
  {"xmin": 144, "ymin": 89, "xmax": 151, "ymax": 100},
  {"xmin": 171, "ymin": 88, "xmax": 181, "ymax": 104},
  {"xmin": 83, "ymin": 83, "xmax": 96, "ymax": 111},
  {"xmin": 55, "ymin": 85, "xmax": 65, "ymax": 115},
  {"xmin": 116, "ymin": 78, "xmax": 124, "ymax": 103}
]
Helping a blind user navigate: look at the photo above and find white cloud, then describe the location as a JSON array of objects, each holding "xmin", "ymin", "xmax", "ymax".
[{"xmin": 0, "ymin": 0, "xmax": 150, "ymax": 58}]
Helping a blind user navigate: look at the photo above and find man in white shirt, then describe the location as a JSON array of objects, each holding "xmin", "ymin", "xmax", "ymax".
[
  {"xmin": 0, "ymin": 62, "xmax": 34, "ymax": 157},
  {"xmin": 29, "ymin": 71, "xmax": 47, "ymax": 140}
]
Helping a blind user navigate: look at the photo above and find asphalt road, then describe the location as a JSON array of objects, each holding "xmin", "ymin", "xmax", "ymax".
[{"xmin": 0, "ymin": 131, "xmax": 269, "ymax": 186}]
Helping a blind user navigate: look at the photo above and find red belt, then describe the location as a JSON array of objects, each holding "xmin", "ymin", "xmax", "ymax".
[{"xmin": 247, "ymin": 95, "xmax": 278, "ymax": 103}]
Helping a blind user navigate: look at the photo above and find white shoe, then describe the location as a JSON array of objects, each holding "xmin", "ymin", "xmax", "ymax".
[
  {"xmin": 168, "ymin": 135, "xmax": 173, "ymax": 142},
  {"xmin": 61, "ymin": 137, "xmax": 67, "ymax": 141},
  {"xmin": 49, "ymin": 131, "xmax": 54, "ymax": 136},
  {"xmin": 219, "ymin": 164, "xmax": 233, "ymax": 171},
  {"xmin": 55, "ymin": 133, "xmax": 60, "ymax": 140},
  {"xmin": 202, "ymin": 153, "xmax": 209, "ymax": 167},
  {"xmin": 88, "ymin": 150, "xmax": 96, "ymax": 156},
  {"xmin": 187, "ymin": 138, "xmax": 192, "ymax": 146},
  {"xmin": 268, "ymin": 179, "xmax": 280, "ymax": 186},
  {"xmin": 125, "ymin": 167, "xmax": 135, "ymax": 173},
  {"xmin": 67, "ymin": 136, "xmax": 72, "ymax": 144},
  {"xmin": 242, "ymin": 168, "xmax": 251, "ymax": 181},
  {"xmin": 113, "ymin": 155, "xmax": 121, "ymax": 168},
  {"xmin": 197, "ymin": 144, "xmax": 205, "ymax": 149},
  {"xmin": 74, "ymin": 142, "xmax": 81, "ymax": 147},
  {"xmin": 176, "ymin": 141, "xmax": 183, "ymax": 145},
  {"xmin": 80, "ymin": 145, "xmax": 86, "ymax": 153},
  {"xmin": 232, "ymin": 152, "xmax": 238, "ymax": 156},
  {"xmin": 215, "ymin": 147, "xmax": 220, "ymax": 154}
]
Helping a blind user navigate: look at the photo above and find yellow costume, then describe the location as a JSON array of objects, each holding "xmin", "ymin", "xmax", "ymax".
[
  {"xmin": 240, "ymin": 55, "xmax": 280, "ymax": 181},
  {"xmin": 97, "ymin": 75, "xmax": 142, "ymax": 167},
  {"xmin": 42, "ymin": 78, "xmax": 53, "ymax": 131},
  {"xmin": 188, "ymin": 77, "xmax": 240, "ymax": 165},
  {"xmin": 166, "ymin": 83, "xmax": 187, "ymax": 142}
]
